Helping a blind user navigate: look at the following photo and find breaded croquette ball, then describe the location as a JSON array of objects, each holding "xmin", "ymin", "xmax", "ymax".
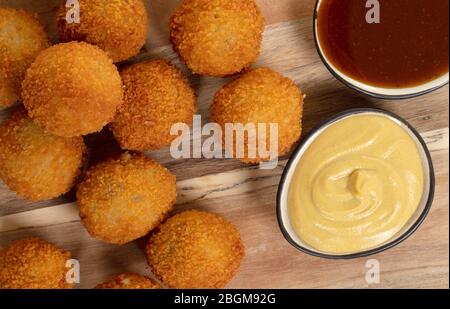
[
  {"xmin": 170, "ymin": 0, "xmax": 265, "ymax": 77},
  {"xmin": 57, "ymin": 0, "xmax": 148, "ymax": 63},
  {"xmin": 211, "ymin": 68, "xmax": 304, "ymax": 163},
  {"xmin": 146, "ymin": 210, "xmax": 244, "ymax": 289},
  {"xmin": 111, "ymin": 59, "xmax": 196, "ymax": 151},
  {"xmin": 77, "ymin": 152, "xmax": 176, "ymax": 245},
  {"xmin": 0, "ymin": 108, "xmax": 86, "ymax": 201},
  {"xmin": 0, "ymin": 8, "xmax": 49, "ymax": 107},
  {"xmin": 0, "ymin": 238, "xmax": 72, "ymax": 289},
  {"xmin": 96, "ymin": 273, "xmax": 161, "ymax": 289},
  {"xmin": 22, "ymin": 42, "xmax": 123, "ymax": 137}
]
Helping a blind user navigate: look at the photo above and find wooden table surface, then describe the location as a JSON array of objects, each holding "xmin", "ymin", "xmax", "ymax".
[{"xmin": 0, "ymin": 0, "xmax": 448, "ymax": 289}]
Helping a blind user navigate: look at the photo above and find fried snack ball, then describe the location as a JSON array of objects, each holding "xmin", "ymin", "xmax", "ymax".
[
  {"xmin": 0, "ymin": 237, "xmax": 72, "ymax": 289},
  {"xmin": 211, "ymin": 68, "xmax": 304, "ymax": 163},
  {"xmin": 0, "ymin": 108, "xmax": 86, "ymax": 201},
  {"xmin": 57, "ymin": 0, "xmax": 148, "ymax": 63},
  {"xmin": 146, "ymin": 210, "xmax": 244, "ymax": 289},
  {"xmin": 22, "ymin": 42, "xmax": 123, "ymax": 137},
  {"xmin": 0, "ymin": 8, "xmax": 49, "ymax": 107},
  {"xmin": 170, "ymin": 0, "xmax": 265, "ymax": 77},
  {"xmin": 77, "ymin": 152, "xmax": 177, "ymax": 245},
  {"xmin": 111, "ymin": 59, "xmax": 196, "ymax": 151},
  {"xmin": 96, "ymin": 273, "xmax": 161, "ymax": 289}
]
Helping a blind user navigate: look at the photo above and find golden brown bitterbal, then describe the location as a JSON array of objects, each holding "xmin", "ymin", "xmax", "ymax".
[
  {"xmin": 211, "ymin": 68, "xmax": 304, "ymax": 163},
  {"xmin": 77, "ymin": 152, "xmax": 176, "ymax": 245},
  {"xmin": 22, "ymin": 42, "xmax": 123, "ymax": 137},
  {"xmin": 0, "ymin": 238, "xmax": 72, "ymax": 289},
  {"xmin": 0, "ymin": 108, "xmax": 86, "ymax": 201},
  {"xmin": 111, "ymin": 59, "xmax": 196, "ymax": 151},
  {"xmin": 146, "ymin": 210, "xmax": 244, "ymax": 289},
  {"xmin": 57, "ymin": 0, "xmax": 148, "ymax": 63},
  {"xmin": 0, "ymin": 8, "xmax": 49, "ymax": 107},
  {"xmin": 170, "ymin": 0, "xmax": 265, "ymax": 76}
]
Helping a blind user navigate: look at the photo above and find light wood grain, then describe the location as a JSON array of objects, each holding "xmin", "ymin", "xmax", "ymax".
[
  {"xmin": 0, "ymin": 0, "xmax": 448, "ymax": 289},
  {"xmin": 1, "ymin": 127, "xmax": 447, "ymax": 234}
]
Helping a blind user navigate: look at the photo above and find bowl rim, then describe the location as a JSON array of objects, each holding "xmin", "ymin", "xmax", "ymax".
[
  {"xmin": 312, "ymin": 0, "xmax": 449, "ymax": 100},
  {"xmin": 276, "ymin": 107, "xmax": 436, "ymax": 259}
]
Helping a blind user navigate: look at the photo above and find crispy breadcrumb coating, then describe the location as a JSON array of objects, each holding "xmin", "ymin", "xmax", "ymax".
[
  {"xmin": 0, "ymin": 107, "xmax": 86, "ymax": 201},
  {"xmin": 146, "ymin": 210, "xmax": 244, "ymax": 289},
  {"xmin": 57, "ymin": 0, "xmax": 148, "ymax": 63},
  {"xmin": 211, "ymin": 68, "xmax": 304, "ymax": 163},
  {"xmin": 96, "ymin": 273, "xmax": 161, "ymax": 289},
  {"xmin": 22, "ymin": 42, "xmax": 123, "ymax": 137},
  {"xmin": 0, "ymin": 238, "xmax": 72, "ymax": 289},
  {"xmin": 111, "ymin": 59, "xmax": 197, "ymax": 151},
  {"xmin": 0, "ymin": 71, "xmax": 16, "ymax": 107},
  {"xmin": 170, "ymin": 0, "xmax": 265, "ymax": 77},
  {"xmin": 77, "ymin": 152, "xmax": 176, "ymax": 245},
  {"xmin": 0, "ymin": 8, "xmax": 49, "ymax": 107}
]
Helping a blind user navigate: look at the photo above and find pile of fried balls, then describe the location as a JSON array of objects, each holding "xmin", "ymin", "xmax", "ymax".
[{"xmin": 0, "ymin": 0, "xmax": 305, "ymax": 289}]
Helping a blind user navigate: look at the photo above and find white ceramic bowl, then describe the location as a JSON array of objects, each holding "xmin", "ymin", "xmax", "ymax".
[
  {"xmin": 313, "ymin": 0, "xmax": 449, "ymax": 99},
  {"xmin": 277, "ymin": 108, "xmax": 435, "ymax": 259}
]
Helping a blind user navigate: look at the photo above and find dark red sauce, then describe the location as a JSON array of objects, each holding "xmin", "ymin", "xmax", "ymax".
[{"xmin": 317, "ymin": 0, "xmax": 449, "ymax": 88}]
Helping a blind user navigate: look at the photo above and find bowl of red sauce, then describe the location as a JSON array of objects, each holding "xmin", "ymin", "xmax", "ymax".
[{"xmin": 314, "ymin": 0, "xmax": 449, "ymax": 99}]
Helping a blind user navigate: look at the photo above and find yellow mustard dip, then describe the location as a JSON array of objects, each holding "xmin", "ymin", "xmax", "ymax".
[{"xmin": 288, "ymin": 114, "xmax": 424, "ymax": 253}]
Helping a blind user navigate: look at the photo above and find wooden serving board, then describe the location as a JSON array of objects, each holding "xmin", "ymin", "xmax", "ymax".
[{"xmin": 0, "ymin": 0, "xmax": 448, "ymax": 289}]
